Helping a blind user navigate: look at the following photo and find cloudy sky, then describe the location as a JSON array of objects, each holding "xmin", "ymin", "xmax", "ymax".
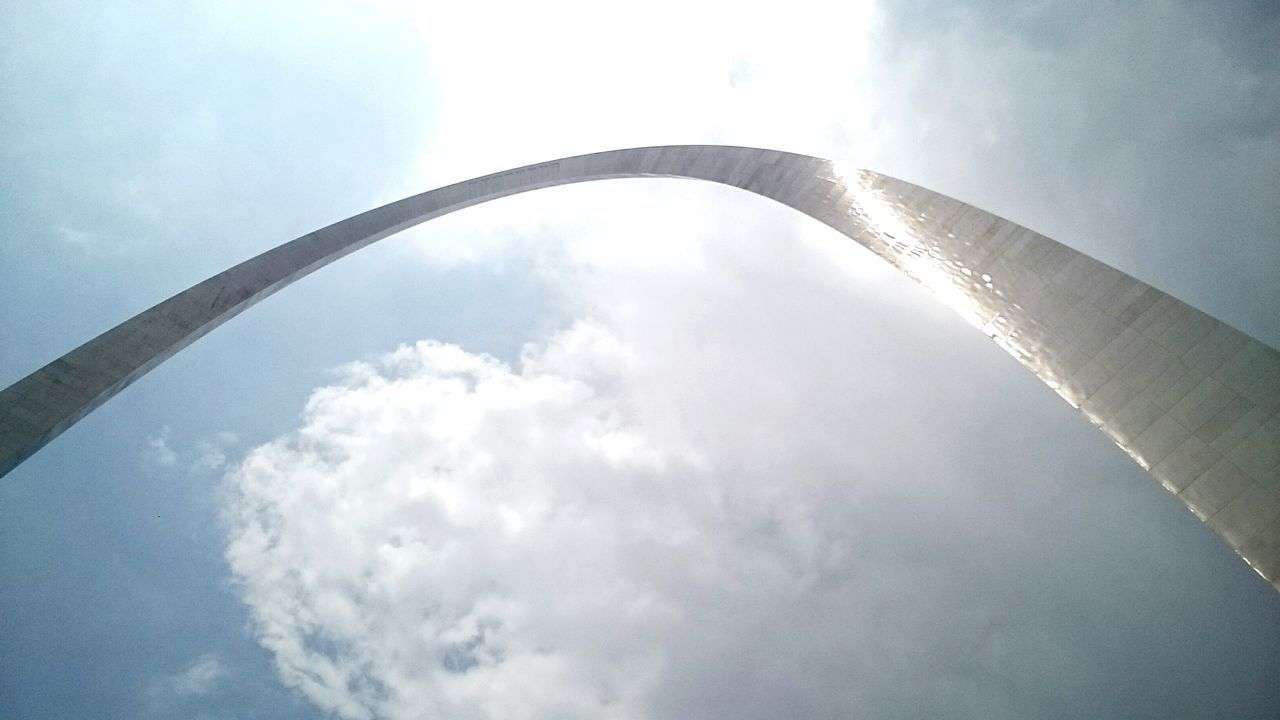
[{"xmin": 2, "ymin": 1, "xmax": 1279, "ymax": 718}]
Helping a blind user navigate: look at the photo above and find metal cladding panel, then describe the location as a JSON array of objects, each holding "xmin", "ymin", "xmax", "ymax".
[
  {"xmin": 834, "ymin": 167, "xmax": 1280, "ymax": 588},
  {"xmin": 2, "ymin": 145, "xmax": 1278, "ymax": 591}
]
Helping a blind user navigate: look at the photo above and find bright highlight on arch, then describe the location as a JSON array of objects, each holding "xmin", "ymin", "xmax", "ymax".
[{"xmin": 1, "ymin": 145, "xmax": 1277, "ymax": 591}]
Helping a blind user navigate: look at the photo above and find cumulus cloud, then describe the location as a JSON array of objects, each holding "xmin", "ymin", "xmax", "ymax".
[
  {"xmin": 221, "ymin": 191, "xmax": 1263, "ymax": 718},
  {"xmin": 221, "ymin": 200, "xmax": 936, "ymax": 719}
]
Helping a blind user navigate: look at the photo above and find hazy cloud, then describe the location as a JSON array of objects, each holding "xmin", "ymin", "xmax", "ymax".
[
  {"xmin": 388, "ymin": 0, "xmax": 1278, "ymax": 344},
  {"xmin": 194, "ymin": 431, "xmax": 240, "ymax": 473},
  {"xmin": 145, "ymin": 428, "xmax": 241, "ymax": 473},
  {"xmin": 155, "ymin": 653, "xmax": 228, "ymax": 698},
  {"xmin": 145, "ymin": 428, "xmax": 178, "ymax": 468},
  {"xmin": 859, "ymin": 0, "xmax": 1280, "ymax": 344}
]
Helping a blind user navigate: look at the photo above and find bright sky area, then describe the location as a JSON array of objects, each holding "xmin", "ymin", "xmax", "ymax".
[{"xmin": 2, "ymin": 1, "xmax": 1279, "ymax": 718}]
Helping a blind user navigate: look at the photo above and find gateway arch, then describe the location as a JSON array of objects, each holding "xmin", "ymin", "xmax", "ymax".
[{"xmin": 1, "ymin": 145, "xmax": 1277, "ymax": 592}]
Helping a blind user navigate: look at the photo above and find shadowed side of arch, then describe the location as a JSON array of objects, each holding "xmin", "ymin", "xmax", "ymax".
[{"xmin": 1, "ymin": 145, "xmax": 1278, "ymax": 591}]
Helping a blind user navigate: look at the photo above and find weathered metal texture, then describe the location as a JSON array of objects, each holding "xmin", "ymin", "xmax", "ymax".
[{"xmin": 2, "ymin": 145, "xmax": 1277, "ymax": 591}]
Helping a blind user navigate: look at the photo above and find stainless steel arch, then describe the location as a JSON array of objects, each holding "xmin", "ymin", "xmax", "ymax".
[{"xmin": 3, "ymin": 145, "xmax": 1278, "ymax": 591}]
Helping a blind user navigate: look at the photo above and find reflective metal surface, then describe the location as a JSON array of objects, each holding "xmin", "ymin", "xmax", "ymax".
[{"xmin": 2, "ymin": 145, "xmax": 1277, "ymax": 592}]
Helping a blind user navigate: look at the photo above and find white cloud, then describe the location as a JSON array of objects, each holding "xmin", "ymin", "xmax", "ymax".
[
  {"xmin": 53, "ymin": 226, "xmax": 98, "ymax": 250},
  {"xmin": 155, "ymin": 653, "xmax": 228, "ymax": 698},
  {"xmin": 146, "ymin": 428, "xmax": 178, "ymax": 468},
  {"xmin": 147, "ymin": 428, "xmax": 241, "ymax": 472},
  {"xmin": 194, "ymin": 431, "xmax": 240, "ymax": 473},
  {"xmin": 223, "ymin": 194, "xmax": 1203, "ymax": 718},
  {"xmin": 226, "ymin": 323, "xmax": 681, "ymax": 718}
]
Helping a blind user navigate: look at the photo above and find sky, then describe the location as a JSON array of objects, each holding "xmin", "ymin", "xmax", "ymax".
[{"xmin": 1, "ymin": 1, "xmax": 1279, "ymax": 718}]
